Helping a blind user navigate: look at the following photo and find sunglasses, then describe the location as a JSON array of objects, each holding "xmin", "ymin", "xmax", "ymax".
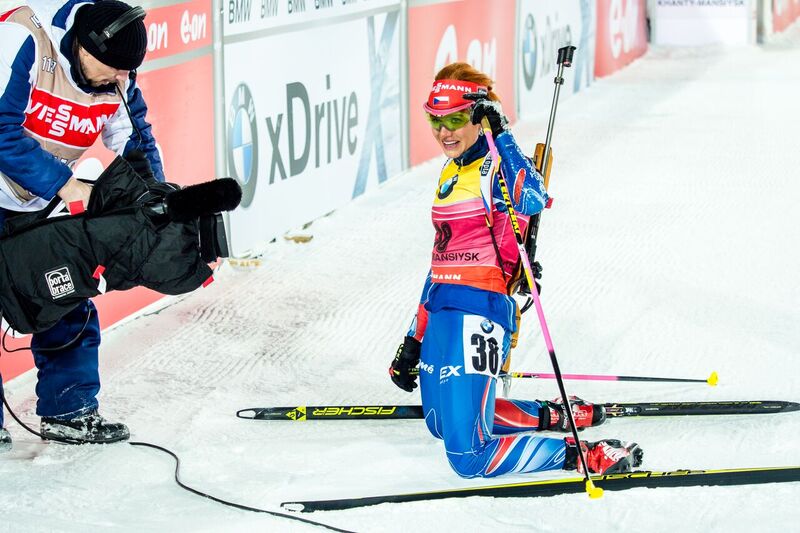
[{"xmin": 426, "ymin": 111, "xmax": 472, "ymax": 131}]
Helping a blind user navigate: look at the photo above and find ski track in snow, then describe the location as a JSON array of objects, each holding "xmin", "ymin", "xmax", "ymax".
[{"xmin": 3, "ymin": 26, "xmax": 800, "ymax": 533}]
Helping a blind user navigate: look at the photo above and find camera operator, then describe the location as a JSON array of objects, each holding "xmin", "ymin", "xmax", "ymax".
[{"xmin": 0, "ymin": 0, "xmax": 164, "ymax": 449}]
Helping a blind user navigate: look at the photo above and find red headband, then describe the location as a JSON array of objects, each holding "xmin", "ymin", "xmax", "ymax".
[{"xmin": 423, "ymin": 79, "xmax": 487, "ymax": 116}]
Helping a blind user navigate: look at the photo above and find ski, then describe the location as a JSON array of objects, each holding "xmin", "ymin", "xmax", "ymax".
[
  {"xmin": 280, "ymin": 465, "xmax": 800, "ymax": 512},
  {"xmin": 236, "ymin": 400, "xmax": 800, "ymax": 421},
  {"xmin": 603, "ymin": 400, "xmax": 800, "ymax": 417},
  {"xmin": 236, "ymin": 405, "xmax": 424, "ymax": 421}
]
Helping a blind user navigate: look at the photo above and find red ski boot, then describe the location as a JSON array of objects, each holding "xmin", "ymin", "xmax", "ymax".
[
  {"xmin": 541, "ymin": 396, "xmax": 606, "ymax": 432},
  {"xmin": 563, "ymin": 438, "xmax": 643, "ymax": 474}
]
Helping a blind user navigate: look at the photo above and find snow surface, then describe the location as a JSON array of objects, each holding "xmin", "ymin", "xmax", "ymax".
[{"xmin": 3, "ymin": 28, "xmax": 800, "ymax": 533}]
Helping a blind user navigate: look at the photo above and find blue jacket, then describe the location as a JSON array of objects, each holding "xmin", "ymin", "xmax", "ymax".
[{"xmin": 0, "ymin": 0, "xmax": 163, "ymax": 212}]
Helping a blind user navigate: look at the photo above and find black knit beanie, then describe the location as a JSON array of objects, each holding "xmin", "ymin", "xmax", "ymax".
[{"xmin": 74, "ymin": 0, "xmax": 147, "ymax": 71}]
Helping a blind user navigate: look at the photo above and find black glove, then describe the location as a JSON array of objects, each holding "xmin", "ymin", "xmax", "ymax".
[
  {"xmin": 532, "ymin": 260, "xmax": 543, "ymax": 294},
  {"xmin": 389, "ymin": 336, "xmax": 421, "ymax": 392},
  {"xmin": 533, "ymin": 260, "xmax": 543, "ymax": 280},
  {"xmin": 124, "ymin": 150, "xmax": 155, "ymax": 181},
  {"xmin": 464, "ymin": 92, "xmax": 508, "ymax": 137}
]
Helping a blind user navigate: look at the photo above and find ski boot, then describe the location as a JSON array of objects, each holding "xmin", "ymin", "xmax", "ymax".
[
  {"xmin": 40, "ymin": 410, "xmax": 130, "ymax": 444},
  {"xmin": 540, "ymin": 396, "xmax": 606, "ymax": 432},
  {"xmin": 564, "ymin": 437, "xmax": 643, "ymax": 474},
  {"xmin": 0, "ymin": 427, "xmax": 11, "ymax": 452}
]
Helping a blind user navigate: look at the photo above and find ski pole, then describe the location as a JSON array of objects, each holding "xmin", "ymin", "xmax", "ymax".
[
  {"xmin": 481, "ymin": 121, "xmax": 602, "ymax": 499},
  {"xmin": 415, "ymin": 368, "xmax": 718, "ymax": 386},
  {"xmin": 507, "ymin": 370, "xmax": 719, "ymax": 386}
]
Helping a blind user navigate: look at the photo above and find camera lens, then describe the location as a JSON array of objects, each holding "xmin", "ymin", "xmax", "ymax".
[{"xmin": 198, "ymin": 213, "xmax": 229, "ymax": 262}]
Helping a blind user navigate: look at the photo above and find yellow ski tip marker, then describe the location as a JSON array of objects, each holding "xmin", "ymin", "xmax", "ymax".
[
  {"xmin": 586, "ymin": 479, "xmax": 604, "ymax": 499},
  {"xmin": 707, "ymin": 371, "xmax": 719, "ymax": 386}
]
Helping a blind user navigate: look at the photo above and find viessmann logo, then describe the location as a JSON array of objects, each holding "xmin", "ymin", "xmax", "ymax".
[
  {"xmin": 431, "ymin": 82, "xmax": 478, "ymax": 94},
  {"xmin": 24, "ymin": 88, "xmax": 119, "ymax": 148}
]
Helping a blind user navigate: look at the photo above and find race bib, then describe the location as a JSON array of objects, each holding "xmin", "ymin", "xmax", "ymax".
[{"xmin": 462, "ymin": 315, "xmax": 505, "ymax": 379}]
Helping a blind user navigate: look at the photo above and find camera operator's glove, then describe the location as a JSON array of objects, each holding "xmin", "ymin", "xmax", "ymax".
[
  {"xmin": 389, "ymin": 336, "xmax": 421, "ymax": 392},
  {"xmin": 124, "ymin": 150, "xmax": 155, "ymax": 181},
  {"xmin": 464, "ymin": 92, "xmax": 508, "ymax": 137}
]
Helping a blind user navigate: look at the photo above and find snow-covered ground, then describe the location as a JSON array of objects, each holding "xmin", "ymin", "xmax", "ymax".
[{"xmin": 3, "ymin": 28, "xmax": 800, "ymax": 533}]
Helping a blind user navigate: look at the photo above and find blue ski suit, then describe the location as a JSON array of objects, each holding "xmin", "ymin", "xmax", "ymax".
[{"xmin": 411, "ymin": 132, "xmax": 568, "ymax": 478}]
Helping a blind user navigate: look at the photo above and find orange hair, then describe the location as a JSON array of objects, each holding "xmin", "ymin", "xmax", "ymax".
[{"xmin": 434, "ymin": 63, "xmax": 500, "ymax": 102}]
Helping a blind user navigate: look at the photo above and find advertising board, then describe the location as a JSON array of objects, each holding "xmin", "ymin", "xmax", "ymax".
[
  {"xmin": 595, "ymin": 0, "xmax": 648, "ymax": 78},
  {"xmin": 408, "ymin": 0, "xmax": 516, "ymax": 165},
  {"xmin": 223, "ymin": 6, "xmax": 402, "ymax": 254}
]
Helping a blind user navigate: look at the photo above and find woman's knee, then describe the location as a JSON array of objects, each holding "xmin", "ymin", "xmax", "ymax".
[
  {"xmin": 445, "ymin": 450, "xmax": 484, "ymax": 478},
  {"xmin": 424, "ymin": 408, "xmax": 443, "ymax": 439}
]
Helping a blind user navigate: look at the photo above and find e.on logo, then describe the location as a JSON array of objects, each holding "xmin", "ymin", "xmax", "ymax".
[
  {"xmin": 609, "ymin": 0, "xmax": 639, "ymax": 59},
  {"xmin": 147, "ymin": 20, "xmax": 168, "ymax": 51},
  {"xmin": 181, "ymin": 10, "xmax": 207, "ymax": 44},
  {"xmin": 434, "ymin": 25, "xmax": 497, "ymax": 80}
]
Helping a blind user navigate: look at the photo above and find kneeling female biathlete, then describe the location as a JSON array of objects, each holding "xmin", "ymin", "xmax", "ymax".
[{"xmin": 389, "ymin": 63, "xmax": 643, "ymax": 478}]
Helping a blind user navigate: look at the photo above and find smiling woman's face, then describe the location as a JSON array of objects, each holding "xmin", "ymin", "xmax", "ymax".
[{"xmin": 430, "ymin": 117, "xmax": 481, "ymax": 159}]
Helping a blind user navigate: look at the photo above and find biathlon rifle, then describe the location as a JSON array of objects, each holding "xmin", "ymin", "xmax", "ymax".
[{"xmin": 518, "ymin": 45, "xmax": 576, "ymax": 310}]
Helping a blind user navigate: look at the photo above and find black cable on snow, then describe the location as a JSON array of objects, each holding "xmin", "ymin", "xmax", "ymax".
[
  {"xmin": 128, "ymin": 441, "xmax": 356, "ymax": 533},
  {"xmin": 1, "ymin": 388, "xmax": 354, "ymax": 533},
  {"xmin": 0, "ymin": 279, "xmax": 352, "ymax": 532}
]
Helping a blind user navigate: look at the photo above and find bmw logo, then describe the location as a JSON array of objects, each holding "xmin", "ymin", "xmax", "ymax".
[
  {"xmin": 227, "ymin": 83, "xmax": 258, "ymax": 207},
  {"xmin": 522, "ymin": 14, "xmax": 537, "ymax": 91},
  {"xmin": 480, "ymin": 319, "xmax": 495, "ymax": 334},
  {"xmin": 438, "ymin": 175, "xmax": 458, "ymax": 199}
]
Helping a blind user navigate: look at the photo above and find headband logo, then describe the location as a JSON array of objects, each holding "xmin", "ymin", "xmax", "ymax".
[{"xmin": 432, "ymin": 82, "xmax": 477, "ymax": 94}]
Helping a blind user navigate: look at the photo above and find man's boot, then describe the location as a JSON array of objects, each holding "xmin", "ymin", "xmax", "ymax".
[
  {"xmin": 40, "ymin": 410, "xmax": 129, "ymax": 444},
  {"xmin": 0, "ymin": 427, "xmax": 11, "ymax": 452}
]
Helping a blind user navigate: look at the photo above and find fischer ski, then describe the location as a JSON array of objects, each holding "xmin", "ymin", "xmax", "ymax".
[
  {"xmin": 237, "ymin": 400, "xmax": 800, "ymax": 421},
  {"xmin": 603, "ymin": 400, "xmax": 800, "ymax": 417},
  {"xmin": 281, "ymin": 465, "xmax": 800, "ymax": 512},
  {"xmin": 236, "ymin": 405, "xmax": 424, "ymax": 421}
]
